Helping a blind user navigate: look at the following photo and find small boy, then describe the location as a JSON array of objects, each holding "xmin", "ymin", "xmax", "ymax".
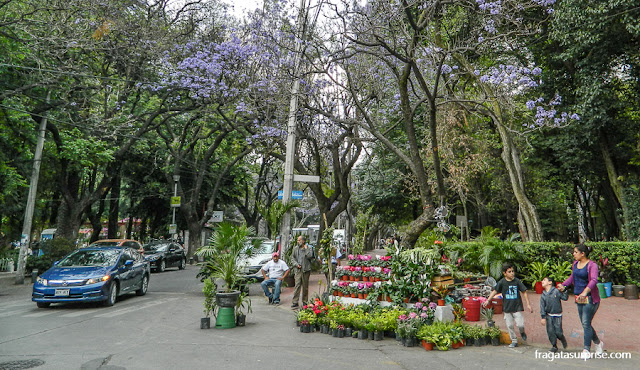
[
  {"xmin": 484, "ymin": 262, "xmax": 533, "ymax": 348},
  {"xmin": 540, "ymin": 276, "xmax": 568, "ymax": 352}
]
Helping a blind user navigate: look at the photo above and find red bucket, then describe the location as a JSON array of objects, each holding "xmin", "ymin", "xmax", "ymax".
[
  {"xmin": 463, "ymin": 297, "xmax": 481, "ymax": 321},
  {"xmin": 490, "ymin": 297, "xmax": 503, "ymax": 314}
]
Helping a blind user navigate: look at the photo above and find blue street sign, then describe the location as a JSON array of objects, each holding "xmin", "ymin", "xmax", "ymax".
[{"xmin": 278, "ymin": 190, "xmax": 303, "ymax": 200}]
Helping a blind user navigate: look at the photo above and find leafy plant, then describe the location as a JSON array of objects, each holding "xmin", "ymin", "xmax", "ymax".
[
  {"xmin": 481, "ymin": 307, "xmax": 494, "ymax": 321},
  {"xmin": 549, "ymin": 260, "xmax": 572, "ymax": 284},
  {"xmin": 203, "ymin": 279, "xmax": 216, "ymax": 318},
  {"xmin": 451, "ymin": 303, "xmax": 466, "ymax": 322},
  {"xmin": 474, "ymin": 228, "xmax": 524, "ymax": 279},
  {"xmin": 526, "ymin": 261, "xmax": 550, "ymax": 285},
  {"xmin": 235, "ymin": 291, "xmax": 252, "ymax": 316},
  {"xmin": 195, "ymin": 222, "xmax": 258, "ymax": 292}
]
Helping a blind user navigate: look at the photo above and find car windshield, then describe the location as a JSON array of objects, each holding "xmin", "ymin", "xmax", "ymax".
[
  {"xmin": 90, "ymin": 241, "xmax": 121, "ymax": 247},
  {"xmin": 143, "ymin": 243, "xmax": 169, "ymax": 252},
  {"xmin": 57, "ymin": 249, "xmax": 121, "ymax": 267}
]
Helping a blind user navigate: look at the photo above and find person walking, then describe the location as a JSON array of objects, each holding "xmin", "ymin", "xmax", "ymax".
[
  {"xmin": 484, "ymin": 262, "xmax": 533, "ymax": 348},
  {"xmin": 540, "ymin": 276, "xmax": 568, "ymax": 353},
  {"xmin": 291, "ymin": 235, "xmax": 314, "ymax": 309},
  {"xmin": 558, "ymin": 244, "xmax": 603, "ymax": 360}
]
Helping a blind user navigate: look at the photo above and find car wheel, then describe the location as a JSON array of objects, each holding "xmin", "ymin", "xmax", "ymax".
[
  {"xmin": 179, "ymin": 258, "xmax": 186, "ymax": 270},
  {"xmin": 136, "ymin": 274, "xmax": 149, "ymax": 296},
  {"xmin": 36, "ymin": 302, "xmax": 50, "ymax": 308},
  {"xmin": 158, "ymin": 259, "xmax": 165, "ymax": 272},
  {"xmin": 104, "ymin": 282, "xmax": 118, "ymax": 307}
]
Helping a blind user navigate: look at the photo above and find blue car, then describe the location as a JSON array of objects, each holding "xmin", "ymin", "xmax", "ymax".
[{"xmin": 32, "ymin": 246, "xmax": 150, "ymax": 308}]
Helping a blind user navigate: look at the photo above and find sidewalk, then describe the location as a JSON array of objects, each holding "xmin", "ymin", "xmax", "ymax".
[{"xmin": 272, "ymin": 269, "xmax": 640, "ymax": 353}]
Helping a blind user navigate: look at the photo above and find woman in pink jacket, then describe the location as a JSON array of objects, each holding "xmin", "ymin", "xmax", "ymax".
[{"xmin": 559, "ymin": 244, "xmax": 603, "ymax": 360}]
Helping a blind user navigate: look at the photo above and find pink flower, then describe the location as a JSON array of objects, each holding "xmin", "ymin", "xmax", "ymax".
[
  {"xmin": 422, "ymin": 306, "xmax": 428, "ymax": 311},
  {"xmin": 434, "ymin": 240, "xmax": 443, "ymax": 244},
  {"xmin": 414, "ymin": 302, "xmax": 423, "ymax": 309},
  {"xmin": 420, "ymin": 312, "xmax": 427, "ymax": 318},
  {"xmin": 398, "ymin": 314, "xmax": 407, "ymax": 321},
  {"xmin": 408, "ymin": 312, "xmax": 417, "ymax": 319},
  {"xmin": 348, "ymin": 254, "xmax": 355, "ymax": 260},
  {"xmin": 429, "ymin": 302, "xmax": 437, "ymax": 309}
]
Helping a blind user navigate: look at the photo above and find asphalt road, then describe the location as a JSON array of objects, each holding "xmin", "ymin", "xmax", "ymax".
[{"xmin": 1, "ymin": 266, "xmax": 638, "ymax": 370}]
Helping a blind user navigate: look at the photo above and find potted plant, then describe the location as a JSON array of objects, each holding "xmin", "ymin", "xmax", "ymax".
[
  {"xmin": 201, "ymin": 278, "xmax": 216, "ymax": 329},
  {"xmin": 432, "ymin": 285, "xmax": 450, "ymax": 306},
  {"xmin": 452, "ymin": 303, "xmax": 465, "ymax": 323},
  {"xmin": 549, "ymin": 260, "xmax": 572, "ymax": 288},
  {"xmin": 481, "ymin": 307, "xmax": 495, "ymax": 327},
  {"xmin": 526, "ymin": 261, "xmax": 549, "ymax": 294},
  {"xmin": 235, "ymin": 291, "xmax": 252, "ymax": 326},
  {"xmin": 195, "ymin": 222, "xmax": 259, "ymax": 329},
  {"xmin": 488, "ymin": 326, "xmax": 502, "ymax": 346}
]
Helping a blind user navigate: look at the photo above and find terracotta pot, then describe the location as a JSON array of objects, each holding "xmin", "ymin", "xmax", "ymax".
[
  {"xmin": 535, "ymin": 281, "xmax": 544, "ymax": 294},
  {"xmin": 349, "ymin": 276, "xmax": 355, "ymax": 281},
  {"xmin": 421, "ymin": 340, "xmax": 433, "ymax": 351},
  {"xmin": 363, "ymin": 276, "xmax": 369, "ymax": 282},
  {"xmin": 363, "ymin": 293, "xmax": 368, "ymax": 299},
  {"xmin": 451, "ymin": 341, "xmax": 460, "ymax": 349},
  {"xmin": 358, "ymin": 293, "xmax": 364, "ymax": 299},
  {"xmin": 351, "ymin": 293, "xmax": 356, "ymax": 298},
  {"xmin": 437, "ymin": 299, "xmax": 445, "ymax": 306},
  {"xmin": 386, "ymin": 296, "xmax": 392, "ymax": 302},
  {"xmin": 341, "ymin": 276, "xmax": 348, "ymax": 281},
  {"xmin": 333, "ymin": 291, "xmax": 338, "ymax": 296}
]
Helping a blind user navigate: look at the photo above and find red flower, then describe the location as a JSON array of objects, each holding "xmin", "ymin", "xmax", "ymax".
[{"xmin": 434, "ymin": 240, "xmax": 443, "ymax": 244}]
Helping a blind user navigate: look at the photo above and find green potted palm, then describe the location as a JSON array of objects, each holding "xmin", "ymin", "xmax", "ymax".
[{"xmin": 196, "ymin": 222, "xmax": 259, "ymax": 329}]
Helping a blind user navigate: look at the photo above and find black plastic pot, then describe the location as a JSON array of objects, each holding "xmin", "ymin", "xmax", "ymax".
[
  {"xmin": 492, "ymin": 337, "xmax": 501, "ymax": 346},
  {"xmin": 200, "ymin": 317, "xmax": 210, "ymax": 329},
  {"xmin": 374, "ymin": 331, "xmax": 384, "ymax": 341}
]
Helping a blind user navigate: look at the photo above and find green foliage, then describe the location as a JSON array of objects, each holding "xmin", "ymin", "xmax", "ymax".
[
  {"xmin": 475, "ymin": 229, "xmax": 524, "ymax": 279},
  {"xmin": 26, "ymin": 238, "xmax": 77, "ymax": 273},
  {"xmin": 525, "ymin": 261, "xmax": 550, "ymax": 284},
  {"xmin": 195, "ymin": 223, "xmax": 257, "ymax": 291},
  {"xmin": 203, "ymin": 278, "xmax": 216, "ymax": 318}
]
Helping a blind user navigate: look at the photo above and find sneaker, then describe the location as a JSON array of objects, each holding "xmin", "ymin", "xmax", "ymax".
[
  {"xmin": 595, "ymin": 340, "xmax": 604, "ymax": 355},
  {"xmin": 581, "ymin": 349, "xmax": 591, "ymax": 361},
  {"xmin": 560, "ymin": 337, "xmax": 568, "ymax": 349},
  {"xmin": 291, "ymin": 303, "xmax": 299, "ymax": 309},
  {"xmin": 273, "ymin": 300, "xmax": 280, "ymax": 305},
  {"xmin": 508, "ymin": 342, "xmax": 518, "ymax": 348},
  {"xmin": 268, "ymin": 296, "xmax": 273, "ymax": 304},
  {"xmin": 549, "ymin": 346, "xmax": 558, "ymax": 353},
  {"xmin": 520, "ymin": 332, "xmax": 527, "ymax": 341}
]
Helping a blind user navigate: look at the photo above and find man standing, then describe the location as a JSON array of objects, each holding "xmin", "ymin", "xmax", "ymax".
[
  {"xmin": 260, "ymin": 252, "xmax": 289, "ymax": 305},
  {"xmin": 291, "ymin": 235, "xmax": 314, "ymax": 309}
]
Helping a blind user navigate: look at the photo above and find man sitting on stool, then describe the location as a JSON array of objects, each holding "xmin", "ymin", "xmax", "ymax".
[{"xmin": 260, "ymin": 252, "xmax": 289, "ymax": 305}]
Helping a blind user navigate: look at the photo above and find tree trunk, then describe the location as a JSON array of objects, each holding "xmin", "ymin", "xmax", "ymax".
[
  {"xmin": 400, "ymin": 208, "xmax": 434, "ymax": 249},
  {"xmin": 600, "ymin": 134, "xmax": 629, "ymax": 239},
  {"xmin": 108, "ymin": 173, "xmax": 121, "ymax": 238},
  {"xmin": 494, "ymin": 120, "xmax": 543, "ymax": 242}
]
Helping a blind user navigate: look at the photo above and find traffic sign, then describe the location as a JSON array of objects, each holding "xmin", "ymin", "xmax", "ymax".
[
  {"xmin": 209, "ymin": 211, "xmax": 224, "ymax": 223},
  {"xmin": 278, "ymin": 190, "xmax": 303, "ymax": 200},
  {"xmin": 170, "ymin": 196, "xmax": 181, "ymax": 208}
]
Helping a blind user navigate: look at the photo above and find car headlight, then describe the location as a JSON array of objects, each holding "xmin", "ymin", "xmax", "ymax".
[
  {"xmin": 36, "ymin": 276, "xmax": 48, "ymax": 286},
  {"xmin": 146, "ymin": 255, "xmax": 160, "ymax": 261},
  {"xmin": 85, "ymin": 275, "xmax": 110, "ymax": 285}
]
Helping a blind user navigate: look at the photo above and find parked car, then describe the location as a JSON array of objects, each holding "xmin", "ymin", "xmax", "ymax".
[
  {"xmin": 88, "ymin": 239, "xmax": 144, "ymax": 254},
  {"xmin": 238, "ymin": 240, "xmax": 275, "ymax": 283},
  {"xmin": 32, "ymin": 246, "xmax": 150, "ymax": 308},
  {"xmin": 142, "ymin": 241, "xmax": 187, "ymax": 272}
]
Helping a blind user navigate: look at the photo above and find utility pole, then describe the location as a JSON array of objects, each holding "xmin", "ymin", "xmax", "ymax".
[
  {"xmin": 280, "ymin": 0, "xmax": 308, "ymax": 257},
  {"xmin": 16, "ymin": 92, "xmax": 50, "ymax": 284}
]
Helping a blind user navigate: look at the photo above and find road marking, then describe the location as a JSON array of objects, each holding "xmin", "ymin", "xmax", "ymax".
[
  {"xmin": 58, "ymin": 297, "xmax": 151, "ymax": 317},
  {"xmin": 94, "ymin": 298, "xmax": 178, "ymax": 318}
]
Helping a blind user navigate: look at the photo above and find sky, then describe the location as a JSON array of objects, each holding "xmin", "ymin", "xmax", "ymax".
[{"xmin": 223, "ymin": 0, "xmax": 263, "ymax": 17}]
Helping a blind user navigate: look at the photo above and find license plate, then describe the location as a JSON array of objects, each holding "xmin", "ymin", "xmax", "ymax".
[{"xmin": 55, "ymin": 289, "xmax": 70, "ymax": 297}]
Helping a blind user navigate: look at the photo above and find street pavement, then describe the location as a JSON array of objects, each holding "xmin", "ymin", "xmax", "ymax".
[{"xmin": 1, "ymin": 265, "xmax": 639, "ymax": 370}]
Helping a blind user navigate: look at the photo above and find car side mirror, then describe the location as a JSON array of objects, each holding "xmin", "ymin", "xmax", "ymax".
[
  {"xmin": 53, "ymin": 260, "xmax": 60, "ymax": 266},
  {"xmin": 124, "ymin": 260, "xmax": 134, "ymax": 267}
]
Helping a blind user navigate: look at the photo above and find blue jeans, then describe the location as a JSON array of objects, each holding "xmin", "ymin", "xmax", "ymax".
[
  {"xmin": 576, "ymin": 296, "xmax": 600, "ymax": 350},
  {"xmin": 261, "ymin": 278, "xmax": 283, "ymax": 301}
]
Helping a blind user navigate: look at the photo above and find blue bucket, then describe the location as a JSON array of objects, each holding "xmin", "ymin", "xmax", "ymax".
[{"xmin": 603, "ymin": 282, "xmax": 612, "ymax": 297}]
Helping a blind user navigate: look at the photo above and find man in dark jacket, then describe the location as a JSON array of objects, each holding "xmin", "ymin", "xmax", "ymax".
[{"xmin": 291, "ymin": 235, "xmax": 314, "ymax": 309}]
